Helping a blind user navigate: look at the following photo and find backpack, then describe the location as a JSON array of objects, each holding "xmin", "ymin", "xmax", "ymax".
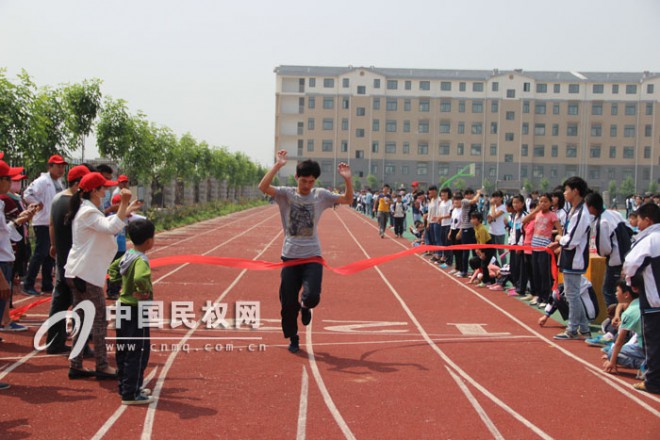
[{"xmin": 612, "ymin": 222, "xmax": 633, "ymax": 263}]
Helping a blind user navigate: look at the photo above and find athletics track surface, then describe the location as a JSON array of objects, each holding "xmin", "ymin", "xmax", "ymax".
[{"xmin": 0, "ymin": 204, "xmax": 658, "ymax": 439}]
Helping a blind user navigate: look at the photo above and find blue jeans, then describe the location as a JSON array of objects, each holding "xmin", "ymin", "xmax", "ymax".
[
  {"xmin": 564, "ymin": 272, "xmax": 590, "ymax": 334},
  {"xmin": 604, "ymin": 342, "xmax": 645, "ymax": 369}
]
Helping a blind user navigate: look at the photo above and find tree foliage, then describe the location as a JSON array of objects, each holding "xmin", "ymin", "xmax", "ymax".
[{"xmin": 619, "ymin": 177, "xmax": 636, "ymax": 198}]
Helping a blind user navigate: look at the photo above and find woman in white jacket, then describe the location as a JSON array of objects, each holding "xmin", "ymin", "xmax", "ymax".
[{"xmin": 64, "ymin": 172, "xmax": 142, "ymax": 380}]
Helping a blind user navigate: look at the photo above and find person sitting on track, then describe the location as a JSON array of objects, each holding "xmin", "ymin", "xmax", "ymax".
[{"xmin": 258, "ymin": 150, "xmax": 353, "ymax": 354}]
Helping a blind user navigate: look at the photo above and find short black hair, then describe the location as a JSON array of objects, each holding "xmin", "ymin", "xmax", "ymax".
[
  {"xmin": 296, "ymin": 160, "xmax": 321, "ymax": 178},
  {"xmin": 552, "ymin": 189, "xmax": 565, "ymax": 210},
  {"xmin": 564, "ymin": 176, "xmax": 588, "ymax": 197},
  {"xmin": 469, "ymin": 256, "xmax": 482, "ymax": 271},
  {"xmin": 492, "ymin": 190, "xmax": 503, "ymax": 198},
  {"xmin": 428, "ymin": 185, "xmax": 438, "ymax": 191},
  {"xmin": 96, "ymin": 164, "xmax": 113, "ymax": 174},
  {"xmin": 127, "ymin": 219, "xmax": 155, "ymax": 245},
  {"xmin": 636, "ymin": 202, "xmax": 660, "ymax": 224},
  {"xmin": 464, "ymin": 188, "xmax": 475, "ymax": 196},
  {"xmin": 80, "ymin": 163, "xmax": 97, "ymax": 172},
  {"xmin": 440, "ymin": 187, "xmax": 452, "ymax": 198},
  {"xmin": 453, "ymin": 192, "xmax": 463, "ymax": 200},
  {"xmin": 470, "ymin": 211, "xmax": 483, "ymax": 222},
  {"xmin": 585, "ymin": 192, "xmax": 605, "ymax": 214}
]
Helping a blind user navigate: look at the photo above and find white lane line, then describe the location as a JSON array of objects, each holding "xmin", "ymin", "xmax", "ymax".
[
  {"xmin": 335, "ymin": 210, "xmax": 554, "ymax": 439},
  {"xmin": 585, "ymin": 368, "xmax": 660, "ymax": 417},
  {"xmin": 139, "ymin": 231, "xmax": 283, "ymax": 440},
  {"xmin": 296, "ymin": 366, "xmax": 309, "ymax": 440},
  {"xmin": 305, "ymin": 323, "xmax": 356, "ymax": 440},
  {"xmin": 347, "ymin": 209, "xmax": 660, "ymax": 407},
  {"xmin": 91, "ymin": 367, "xmax": 160, "ymax": 440},
  {"xmin": 446, "ymin": 366, "xmax": 504, "ymax": 440},
  {"xmin": 0, "ymin": 350, "xmax": 39, "ymax": 381}
]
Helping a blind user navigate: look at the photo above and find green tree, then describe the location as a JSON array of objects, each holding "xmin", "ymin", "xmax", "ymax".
[
  {"xmin": 539, "ymin": 178, "xmax": 550, "ymax": 193},
  {"xmin": 366, "ymin": 174, "xmax": 378, "ymax": 190},
  {"xmin": 649, "ymin": 180, "xmax": 658, "ymax": 194},
  {"xmin": 453, "ymin": 178, "xmax": 466, "ymax": 191},
  {"xmin": 352, "ymin": 176, "xmax": 361, "ymax": 190},
  {"xmin": 287, "ymin": 175, "xmax": 297, "ymax": 186},
  {"xmin": 608, "ymin": 180, "xmax": 618, "ymax": 203},
  {"xmin": 482, "ymin": 178, "xmax": 494, "ymax": 194},
  {"xmin": 438, "ymin": 176, "xmax": 448, "ymax": 189},
  {"xmin": 61, "ymin": 79, "xmax": 102, "ymax": 161},
  {"xmin": 0, "ymin": 69, "xmax": 33, "ymax": 162},
  {"xmin": 619, "ymin": 176, "xmax": 636, "ymax": 198},
  {"xmin": 522, "ymin": 179, "xmax": 533, "ymax": 194}
]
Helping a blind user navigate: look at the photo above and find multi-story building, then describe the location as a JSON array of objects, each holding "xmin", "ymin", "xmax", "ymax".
[{"xmin": 274, "ymin": 65, "xmax": 660, "ymax": 192}]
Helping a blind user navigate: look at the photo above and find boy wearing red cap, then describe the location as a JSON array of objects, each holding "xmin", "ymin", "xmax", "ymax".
[{"xmin": 22, "ymin": 154, "xmax": 67, "ymax": 295}]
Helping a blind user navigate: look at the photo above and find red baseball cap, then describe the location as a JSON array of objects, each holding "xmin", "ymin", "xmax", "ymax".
[
  {"xmin": 117, "ymin": 174, "xmax": 129, "ymax": 183},
  {"xmin": 411, "ymin": 181, "xmax": 419, "ymax": 186},
  {"xmin": 0, "ymin": 160, "xmax": 24, "ymax": 178},
  {"xmin": 79, "ymin": 172, "xmax": 117, "ymax": 192},
  {"xmin": 67, "ymin": 165, "xmax": 90, "ymax": 182},
  {"xmin": 0, "ymin": 152, "xmax": 4, "ymax": 160},
  {"xmin": 11, "ymin": 173, "xmax": 27, "ymax": 181},
  {"xmin": 48, "ymin": 154, "xmax": 68, "ymax": 165},
  {"xmin": 111, "ymin": 194, "xmax": 122, "ymax": 205}
]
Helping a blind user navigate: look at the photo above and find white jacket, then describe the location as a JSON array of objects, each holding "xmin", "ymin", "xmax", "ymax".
[
  {"xmin": 593, "ymin": 209, "xmax": 626, "ymax": 266},
  {"xmin": 64, "ymin": 199, "xmax": 126, "ymax": 287},
  {"xmin": 23, "ymin": 172, "xmax": 63, "ymax": 226},
  {"xmin": 623, "ymin": 223, "xmax": 660, "ymax": 308}
]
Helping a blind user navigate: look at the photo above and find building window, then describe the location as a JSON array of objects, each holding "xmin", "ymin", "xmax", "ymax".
[
  {"xmin": 403, "ymin": 142, "xmax": 410, "ymax": 154},
  {"xmin": 307, "ymin": 140, "xmax": 314, "ymax": 152},
  {"xmin": 372, "ymin": 142, "xmax": 379, "ymax": 153},
  {"xmin": 439, "ymin": 122, "xmax": 450, "ymax": 133},
  {"xmin": 521, "ymin": 144, "xmax": 528, "ymax": 156},
  {"xmin": 385, "ymin": 142, "xmax": 396, "ymax": 154},
  {"xmin": 490, "ymin": 144, "xmax": 497, "ymax": 156},
  {"xmin": 551, "ymin": 145, "xmax": 558, "ymax": 157},
  {"xmin": 611, "ymin": 103, "xmax": 618, "ymax": 115},
  {"xmin": 568, "ymin": 84, "xmax": 579, "ymax": 94},
  {"xmin": 418, "ymin": 120, "xmax": 429, "ymax": 133},
  {"xmin": 506, "ymin": 89, "xmax": 515, "ymax": 98},
  {"xmin": 647, "ymin": 84, "xmax": 654, "ymax": 94},
  {"xmin": 387, "ymin": 80, "xmax": 398, "ymax": 90},
  {"xmin": 341, "ymin": 118, "xmax": 348, "ymax": 130},
  {"xmin": 417, "ymin": 143, "xmax": 428, "ymax": 155},
  {"xmin": 308, "ymin": 97, "xmax": 315, "ymax": 109},
  {"xmin": 471, "ymin": 123, "xmax": 482, "ymax": 134},
  {"xmin": 472, "ymin": 101, "xmax": 483, "ymax": 113},
  {"xmin": 553, "ymin": 84, "xmax": 561, "ymax": 93},
  {"xmin": 341, "ymin": 141, "xmax": 348, "ymax": 153},
  {"xmin": 592, "ymin": 103, "xmax": 603, "ymax": 115},
  {"xmin": 438, "ymin": 163, "xmax": 450, "ymax": 176},
  {"xmin": 458, "ymin": 101, "xmax": 465, "ymax": 112},
  {"xmin": 533, "ymin": 166, "xmax": 544, "ymax": 178},
  {"xmin": 356, "ymin": 107, "xmax": 366, "ymax": 116},
  {"xmin": 521, "ymin": 166, "xmax": 528, "ymax": 179},
  {"xmin": 373, "ymin": 98, "xmax": 380, "ymax": 110},
  {"xmin": 645, "ymin": 124, "xmax": 652, "ymax": 137},
  {"xmin": 624, "ymin": 125, "xmax": 635, "ymax": 137},
  {"xmin": 419, "ymin": 99, "xmax": 430, "ymax": 112},
  {"xmin": 552, "ymin": 124, "xmax": 559, "ymax": 136},
  {"xmin": 309, "ymin": 78, "xmax": 316, "ymax": 87},
  {"xmin": 307, "ymin": 118, "xmax": 315, "ymax": 131},
  {"xmin": 404, "ymin": 100, "xmax": 411, "ymax": 111},
  {"xmin": 505, "ymin": 132, "xmax": 514, "ymax": 141},
  {"xmin": 625, "ymin": 104, "xmax": 636, "ymax": 116},
  {"xmin": 416, "ymin": 162, "xmax": 428, "ymax": 175},
  {"xmin": 356, "ymin": 150, "xmax": 364, "ymax": 159},
  {"xmin": 522, "ymin": 123, "xmax": 529, "ymax": 135},
  {"xmin": 646, "ymin": 103, "xmax": 654, "ymax": 115},
  {"xmin": 491, "ymin": 81, "xmax": 499, "ymax": 92},
  {"xmin": 323, "ymin": 78, "xmax": 334, "ymax": 88},
  {"xmin": 420, "ymin": 80, "xmax": 430, "ymax": 91},
  {"xmin": 323, "ymin": 98, "xmax": 334, "ymax": 109},
  {"xmin": 505, "ymin": 111, "xmax": 515, "ymax": 120},
  {"xmin": 626, "ymin": 84, "xmax": 637, "ymax": 94},
  {"xmin": 504, "ymin": 154, "xmax": 513, "ymax": 163},
  {"xmin": 536, "ymin": 83, "xmax": 547, "ymax": 93},
  {"xmin": 553, "ymin": 103, "xmax": 560, "ymax": 115},
  {"xmin": 357, "ymin": 85, "xmax": 366, "ymax": 95},
  {"xmin": 523, "ymin": 82, "xmax": 531, "ymax": 92},
  {"xmin": 371, "ymin": 164, "xmax": 378, "ymax": 174},
  {"xmin": 567, "ymin": 124, "xmax": 578, "ymax": 136},
  {"xmin": 439, "ymin": 143, "xmax": 450, "ymax": 155},
  {"xmin": 523, "ymin": 101, "xmax": 530, "ymax": 113},
  {"xmin": 535, "ymin": 103, "xmax": 546, "ymax": 114},
  {"xmin": 386, "ymin": 99, "xmax": 397, "ymax": 111},
  {"xmin": 457, "ymin": 143, "xmax": 464, "ymax": 156},
  {"xmin": 441, "ymin": 81, "xmax": 451, "ymax": 91},
  {"xmin": 608, "ymin": 168, "xmax": 615, "ymax": 179},
  {"xmin": 322, "ymin": 140, "xmax": 333, "ymax": 152},
  {"xmin": 566, "ymin": 144, "xmax": 577, "ymax": 157},
  {"xmin": 470, "ymin": 144, "xmax": 481, "ymax": 155},
  {"xmin": 623, "ymin": 147, "xmax": 634, "ymax": 158},
  {"xmin": 405, "ymin": 80, "xmax": 412, "ymax": 90},
  {"xmin": 459, "ymin": 82, "xmax": 466, "ymax": 92},
  {"xmin": 372, "ymin": 119, "xmax": 380, "ymax": 132},
  {"xmin": 593, "ymin": 84, "xmax": 604, "ymax": 94},
  {"xmin": 297, "ymin": 122, "xmax": 304, "ymax": 135},
  {"xmin": 609, "ymin": 146, "xmax": 616, "ymax": 158},
  {"xmin": 342, "ymin": 78, "xmax": 349, "ymax": 88},
  {"xmin": 403, "ymin": 120, "xmax": 411, "ymax": 133},
  {"xmin": 491, "ymin": 100, "xmax": 498, "ymax": 112},
  {"xmin": 342, "ymin": 98, "xmax": 349, "ymax": 109},
  {"xmin": 612, "ymin": 84, "xmax": 619, "ymax": 94},
  {"xmin": 591, "ymin": 124, "xmax": 602, "ymax": 137},
  {"xmin": 385, "ymin": 163, "xmax": 396, "ymax": 175},
  {"xmin": 373, "ymin": 79, "xmax": 381, "ymax": 88},
  {"xmin": 401, "ymin": 165, "xmax": 409, "ymax": 175},
  {"xmin": 441, "ymin": 100, "xmax": 451, "ymax": 112},
  {"xmin": 568, "ymin": 103, "xmax": 579, "ymax": 115},
  {"xmin": 356, "ymin": 128, "xmax": 365, "ymax": 137},
  {"xmin": 457, "ymin": 122, "xmax": 465, "ymax": 134},
  {"xmin": 644, "ymin": 146, "xmax": 651, "ymax": 158},
  {"xmin": 386, "ymin": 120, "xmax": 397, "ymax": 132},
  {"xmin": 473, "ymin": 82, "xmax": 484, "ymax": 92},
  {"xmin": 490, "ymin": 122, "xmax": 498, "ymax": 134},
  {"xmin": 590, "ymin": 145, "xmax": 601, "ymax": 158},
  {"xmin": 535, "ymin": 124, "xmax": 546, "ymax": 136}
]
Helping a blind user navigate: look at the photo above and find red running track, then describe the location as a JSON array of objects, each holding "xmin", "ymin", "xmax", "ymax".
[{"xmin": 0, "ymin": 204, "xmax": 659, "ymax": 439}]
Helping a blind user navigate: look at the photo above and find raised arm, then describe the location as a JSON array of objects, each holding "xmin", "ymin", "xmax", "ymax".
[
  {"xmin": 259, "ymin": 150, "xmax": 288, "ymax": 197},
  {"xmin": 336, "ymin": 162, "xmax": 353, "ymax": 205}
]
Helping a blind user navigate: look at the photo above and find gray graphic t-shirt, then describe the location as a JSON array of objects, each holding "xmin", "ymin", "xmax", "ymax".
[{"xmin": 274, "ymin": 187, "xmax": 340, "ymax": 258}]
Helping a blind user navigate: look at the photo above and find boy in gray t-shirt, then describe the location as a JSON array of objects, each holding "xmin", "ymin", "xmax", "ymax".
[{"xmin": 259, "ymin": 150, "xmax": 353, "ymax": 353}]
